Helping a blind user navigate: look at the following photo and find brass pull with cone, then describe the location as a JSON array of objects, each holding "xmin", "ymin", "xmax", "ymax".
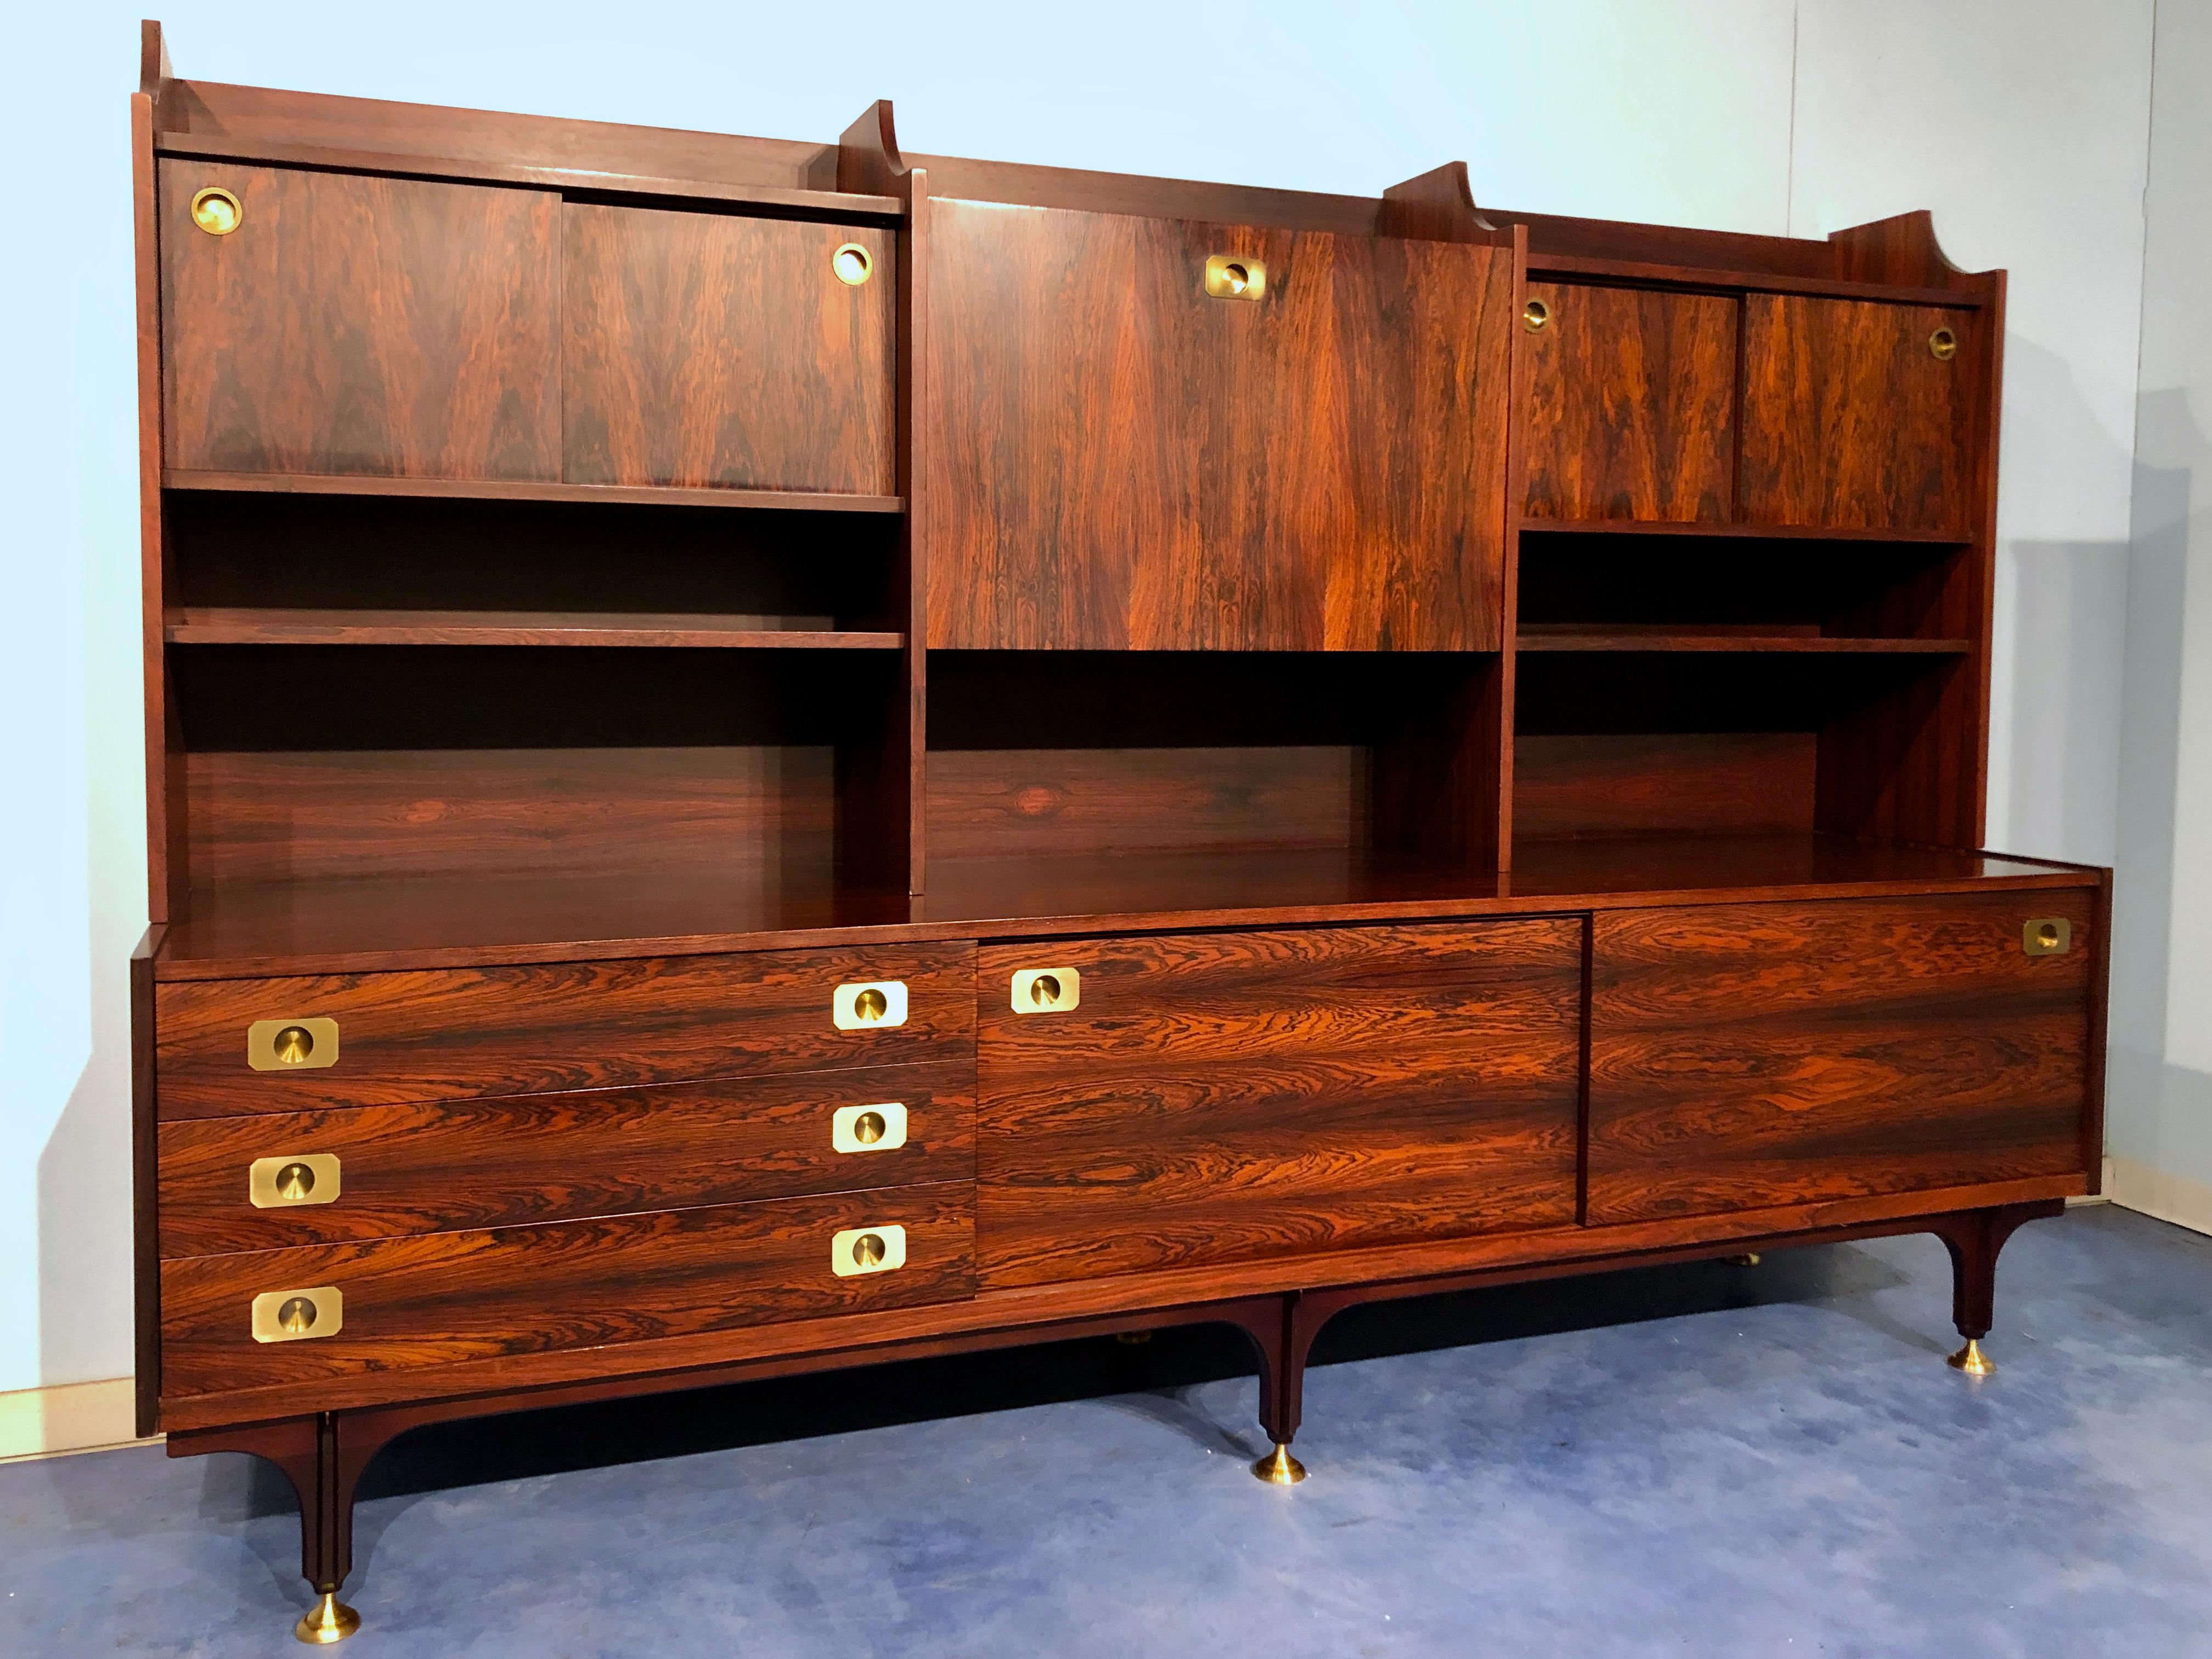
[
  {"xmin": 1203, "ymin": 255, "xmax": 1267, "ymax": 301},
  {"xmin": 830, "ymin": 1222, "xmax": 907, "ymax": 1277},
  {"xmin": 832, "ymin": 980, "xmax": 909, "ymax": 1031},
  {"xmin": 831, "ymin": 242, "xmax": 872, "ymax": 286},
  {"xmin": 246, "ymin": 1017, "xmax": 341, "ymax": 1071},
  {"xmin": 189, "ymin": 185, "xmax": 242, "ymax": 236},
  {"xmin": 250, "ymin": 1285, "xmax": 344, "ymax": 1342},
  {"xmin": 1929, "ymin": 326, "xmax": 1958, "ymax": 360},
  {"xmin": 2021, "ymin": 917, "xmax": 2072, "ymax": 956},
  {"xmin": 1010, "ymin": 967, "xmax": 1082, "ymax": 1014},
  {"xmin": 1522, "ymin": 297, "xmax": 1551, "ymax": 332},
  {"xmin": 249, "ymin": 1152, "xmax": 342, "ymax": 1209},
  {"xmin": 832, "ymin": 1101, "xmax": 909, "ymax": 1153}
]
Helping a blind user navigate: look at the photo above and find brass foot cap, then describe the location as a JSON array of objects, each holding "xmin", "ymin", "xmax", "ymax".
[
  {"xmin": 1252, "ymin": 1443, "xmax": 1307, "ymax": 1485},
  {"xmin": 1725, "ymin": 1252, "xmax": 1763, "ymax": 1267},
  {"xmin": 1948, "ymin": 1339, "xmax": 1995, "ymax": 1378},
  {"xmin": 1113, "ymin": 1330, "xmax": 1153, "ymax": 1346},
  {"xmin": 295, "ymin": 1592, "xmax": 360, "ymax": 1645}
]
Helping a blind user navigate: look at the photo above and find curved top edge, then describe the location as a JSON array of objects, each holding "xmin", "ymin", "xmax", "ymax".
[
  {"xmin": 139, "ymin": 18, "xmax": 171, "ymax": 100},
  {"xmin": 837, "ymin": 99, "xmax": 906, "ymax": 196},
  {"xmin": 1379, "ymin": 161, "xmax": 1511, "ymax": 246},
  {"xmin": 1829, "ymin": 209, "xmax": 1995, "ymax": 290}
]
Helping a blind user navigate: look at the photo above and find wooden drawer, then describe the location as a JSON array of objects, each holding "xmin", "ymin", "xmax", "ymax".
[
  {"xmin": 154, "ymin": 945, "xmax": 975, "ymax": 1119},
  {"xmin": 159, "ymin": 1183, "xmax": 974, "ymax": 1398},
  {"xmin": 157, "ymin": 1062, "xmax": 974, "ymax": 1256},
  {"xmin": 1588, "ymin": 890, "xmax": 2095, "ymax": 1223},
  {"xmin": 975, "ymin": 921, "xmax": 1583, "ymax": 1286}
]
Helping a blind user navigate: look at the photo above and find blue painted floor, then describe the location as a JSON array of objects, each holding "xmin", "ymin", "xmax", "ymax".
[{"xmin": 4, "ymin": 1203, "xmax": 2210, "ymax": 1657}]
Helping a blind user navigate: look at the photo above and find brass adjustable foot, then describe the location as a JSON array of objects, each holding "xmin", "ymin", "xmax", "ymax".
[
  {"xmin": 1725, "ymin": 1253, "xmax": 1762, "ymax": 1267},
  {"xmin": 1252, "ymin": 1443, "xmax": 1307, "ymax": 1485},
  {"xmin": 1113, "ymin": 1330, "xmax": 1153, "ymax": 1346},
  {"xmin": 294, "ymin": 1591, "xmax": 360, "ymax": 1645},
  {"xmin": 1947, "ymin": 1339, "xmax": 1995, "ymax": 1378}
]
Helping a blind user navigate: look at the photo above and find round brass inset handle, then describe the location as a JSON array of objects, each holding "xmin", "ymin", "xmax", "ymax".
[
  {"xmin": 1029, "ymin": 973, "xmax": 1063, "ymax": 1008},
  {"xmin": 1522, "ymin": 297, "xmax": 1550, "ymax": 332},
  {"xmin": 272, "ymin": 1025, "xmax": 317, "ymax": 1065},
  {"xmin": 832, "ymin": 242, "xmax": 872, "ymax": 286},
  {"xmin": 851, "ymin": 1232, "xmax": 887, "ymax": 1269},
  {"xmin": 190, "ymin": 186, "xmax": 242, "ymax": 236},
  {"xmin": 853, "ymin": 1110, "xmax": 887, "ymax": 1146},
  {"xmin": 2033, "ymin": 921, "xmax": 2062, "ymax": 950},
  {"xmin": 1217, "ymin": 261, "xmax": 1255, "ymax": 296},
  {"xmin": 1929, "ymin": 326, "xmax": 1958, "ymax": 360},
  {"xmin": 851, "ymin": 988, "xmax": 889, "ymax": 1023},
  {"xmin": 274, "ymin": 1162, "xmax": 318, "ymax": 1201},
  {"xmin": 276, "ymin": 1296, "xmax": 319, "ymax": 1335}
]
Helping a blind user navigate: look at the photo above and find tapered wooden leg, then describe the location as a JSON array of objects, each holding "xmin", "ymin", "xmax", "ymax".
[
  {"xmin": 1934, "ymin": 1203, "xmax": 2051, "ymax": 1377},
  {"xmin": 168, "ymin": 1415, "xmax": 360, "ymax": 1640},
  {"xmin": 1234, "ymin": 1290, "xmax": 1364, "ymax": 1483}
]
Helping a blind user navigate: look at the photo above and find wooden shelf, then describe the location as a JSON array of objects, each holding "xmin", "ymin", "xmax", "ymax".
[
  {"xmin": 163, "ymin": 470, "xmax": 905, "ymax": 516},
  {"xmin": 1516, "ymin": 629, "xmax": 1973, "ymax": 655},
  {"xmin": 163, "ymin": 609, "xmax": 905, "ymax": 650},
  {"xmin": 1522, "ymin": 251, "xmax": 1987, "ymax": 309},
  {"xmin": 1518, "ymin": 517, "xmax": 1972, "ymax": 545}
]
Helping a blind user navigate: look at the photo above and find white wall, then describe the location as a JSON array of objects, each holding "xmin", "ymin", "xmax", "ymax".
[
  {"xmin": 2112, "ymin": 0, "xmax": 2212, "ymax": 1220},
  {"xmin": 0, "ymin": 1, "xmax": 2157, "ymax": 1401}
]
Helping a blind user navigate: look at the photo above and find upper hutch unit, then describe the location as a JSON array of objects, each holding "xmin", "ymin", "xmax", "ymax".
[{"xmin": 127, "ymin": 20, "xmax": 2102, "ymax": 1645}]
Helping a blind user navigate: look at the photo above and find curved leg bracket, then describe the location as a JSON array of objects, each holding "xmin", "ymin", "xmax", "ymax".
[{"xmin": 1932, "ymin": 1202, "xmax": 2055, "ymax": 1378}]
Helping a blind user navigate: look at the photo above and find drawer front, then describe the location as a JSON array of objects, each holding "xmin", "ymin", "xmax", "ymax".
[
  {"xmin": 1588, "ymin": 891, "xmax": 2095, "ymax": 1224},
  {"xmin": 976, "ymin": 921, "xmax": 1583, "ymax": 1286},
  {"xmin": 158, "ymin": 1062, "xmax": 975, "ymax": 1256},
  {"xmin": 155, "ymin": 945, "xmax": 976, "ymax": 1118},
  {"xmin": 159, "ymin": 1184, "xmax": 974, "ymax": 1398}
]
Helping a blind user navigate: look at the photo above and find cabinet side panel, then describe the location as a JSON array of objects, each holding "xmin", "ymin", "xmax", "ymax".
[{"xmin": 160, "ymin": 162, "xmax": 560, "ymax": 479}]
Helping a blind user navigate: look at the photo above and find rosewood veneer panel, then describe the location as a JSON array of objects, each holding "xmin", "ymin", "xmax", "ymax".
[
  {"xmin": 1739, "ymin": 296, "xmax": 1974, "ymax": 533},
  {"xmin": 975, "ymin": 921, "xmax": 1582, "ymax": 1285},
  {"xmin": 1588, "ymin": 892, "xmax": 2092, "ymax": 1224},
  {"xmin": 1522, "ymin": 282, "xmax": 1736, "ymax": 523},
  {"xmin": 924, "ymin": 200, "xmax": 1511, "ymax": 650},
  {"xmin": 155, "ymin": 944, "xmax": 976, "ymax": 1118},
  {"xmin": 160, "ymin": 162, "xmax": 559, "ymax": 479},
  {"xmin": 160, "ymin": 1183, "xmax": 976, "ymax": 1398},
  {"xmin": 562, "ymin": 205, "xmax": 893, "ymax": 493},
  {"xmin": 159, "ymin": 1060, "xmax": 974, "ymax": 1255}
]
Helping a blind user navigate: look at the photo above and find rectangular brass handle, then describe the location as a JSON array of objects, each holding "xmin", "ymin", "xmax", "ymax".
[
  {"xmin": 832, "ymin": 980, "xmax": 909, "ymax": 1031},
  {"xmin": 251, "ymin": 1286, "xmax": 344, "ymax": 1343},
  {"xmin": 832, "ymin": 1102, "xmax": 908, "ymax": 1153},
  {"xmin": 1203, "ymin": 254, "xmax": 1266, "ymax": 300},
  {"xmin": 830, "ymin": 1223, "xmax": 907, "ymax": 1278},
  {"xmin": 246, "ymin": 1017, "xmax": 340, "ymax": 1071},
  {"xmin": 249, "ymin": 1153, "xmax": 342, "ymax": 1208},
  {"xmin": 1011, "ymin": 967, "xmax": 1081, "ymax": 1014}
]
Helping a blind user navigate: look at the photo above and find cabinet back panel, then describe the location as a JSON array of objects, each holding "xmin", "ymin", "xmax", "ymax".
[
  {"xmin": 160, "ymin": 162, "xmax": 560, "ymax": 480},
  {"xmin": 1514, "ymin": 732, "xmax": 1816, "ymax": 841},
  {"xmin": 562, "ymin": 206, "xmax": 894, "ymax": 494},
  {"xmin": 924, "ymin": 200, "xmax": 1510, "ymax": 650}
]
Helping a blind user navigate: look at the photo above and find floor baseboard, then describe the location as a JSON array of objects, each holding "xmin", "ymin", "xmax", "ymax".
[
  {"xmin": 0, "ymin": 1379, "xmax": 151, "ymax": 1464},
  {"xmin": 2106, "ymin": 1155, "xmax": 2212, "ymax": 1238}
]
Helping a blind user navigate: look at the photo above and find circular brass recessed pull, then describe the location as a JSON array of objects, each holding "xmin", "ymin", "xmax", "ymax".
[
  {"xmin": 1219, "ymin": 261, "xmax": 1252, "ymax": 296},
  {"xmin": 1030, "ymin": 973, "xmax": 1062, "ymax": 1008},
  {"xmin": 852, "ymin": 1232, "xmax": 887, "ymax": 1269},
  {"xmin": 2034, "ymin": 921, "xmax": 2061, "ymax": 950},
  {"xmin": 1522, "ymin": 297, "xmax": 1550, "ymax": 332},
  {"xmin": 852, "ymin": 988, "xmax": 889, "ymax": 1023},
  {"xmin": 853, "ymin": 1110, "xmax": 887, "ymax": 1145},
  {"xmin": 832, "ymin": 242, "xmax": 872, "ymax": 286},
  {"xmin": 272, "ymin": 1025, "xmax": 316, "ymax": 1066},
  {"xmin": 1929, "ymin": 326, "xmax": 1958, "ymax": 360},
  {"xmin": 190, "ymin": 186, "xmax": 242, "ymax": 236},
  {"xmin": 277, "ymin": 1296, "xmax": 318, "ymax": 1335},
  {"xmin": 274, "ymin": 1162, "xmax": 317, "ymax": 1201}
]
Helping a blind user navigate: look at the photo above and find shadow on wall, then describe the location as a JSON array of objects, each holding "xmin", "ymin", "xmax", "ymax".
[{"xmin": 36, "ymin": 961, "xmax": 134, "ymax": 1392}]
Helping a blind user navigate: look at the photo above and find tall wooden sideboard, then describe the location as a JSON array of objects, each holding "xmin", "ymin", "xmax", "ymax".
[{"xmin": 127, "ymin": 20, "xmax": 2109, "ymax": 1644}]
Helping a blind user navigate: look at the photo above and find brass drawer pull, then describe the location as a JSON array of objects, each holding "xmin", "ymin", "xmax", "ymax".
[
  {"xmin": 1203, "ymin": 255, "xmax": 1266, "ymax": 301},
  {"xmin": 1011, "ymin": 967, "xmax": 1081, "ymax": 1014},
  {"xmin": 831, "ymin": 1223, "xmax": 907, "ymax": 1277},
  {"xmin": 1929, "ymin": 326, "xmax": 1958, "ymax": 360},
  {"xmin": 1522, "ymin": 297, "xmax": 1550, "ymax": 332},
  {"xmin": 831, "ymin": 241, "xmax": 873, "ymax": 285},
  {"xmin": 832, "ymin": 980, "xmax": 909, "ymax": 1031},
  {"xmin": 251, "ymin": 1286, "xmax": 343, "ymax": 1343},
  {"xmin": 189, "ymin": 185, "xmax": 242, "ymax": 236},
  {"xmin": 2022, "ymin": 917, "xmax": 2072, "ymax": 956},
  {"xmin": 832, "ymin": 1102, "xmax": 908, "ymax": 1153},
  {"xmin": 246, "ymin": 1017, "xmax": 340, "ymax": 1071},
  {"xmin": 249, "ymin": 1153, "xmax": 342, "ymax": 1209}
]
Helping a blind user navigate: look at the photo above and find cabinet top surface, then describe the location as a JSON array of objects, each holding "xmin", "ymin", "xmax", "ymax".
[{"xmin": 148, "ymin": 835, "xmax": 2097, "ymax": 982}]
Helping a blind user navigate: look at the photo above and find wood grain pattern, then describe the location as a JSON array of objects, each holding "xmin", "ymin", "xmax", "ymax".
[
  {"xmin": 562, "ymin": 205, "xmax": 893, "ymax": 493},
  {"xmin": 1739, "ymin": 296, "xmax": 1973, "ymax": 532},
  {"xmin": 159, "ymin": 1061, "xmax": 974, "ymax": 1255},
  {"xmin": 1587, "ymin": 893, "xmax": 2094, "ymax": 1223},
  {"xmin": 155, "ymin": 943, "xmax": 975, "ymax": 1118},
  {"xmin": 160, "ymin": 1183, "xmax": 975, "ymax": 1398},
  {"xmin": 163, "ymin": 610, "xmax": 904, "ymax": 650},
  {"xmin": 1521, "ymin": 282, "xmax": 1736, "ymax": 523},
  {"xmin": 975, "ymin": 922, "xmax": 1582, "ymax": 1285},
  {"xmin": 160, "ymin": 162, "xmax": 559, "ymax": 479},
  {"xmin": 924, "ymin": 200, "xmax": 1511, "ymax": 650},
  {"xmin": 1513, "ymin": 732, "xmax": 1816, "ymax": 840}
]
